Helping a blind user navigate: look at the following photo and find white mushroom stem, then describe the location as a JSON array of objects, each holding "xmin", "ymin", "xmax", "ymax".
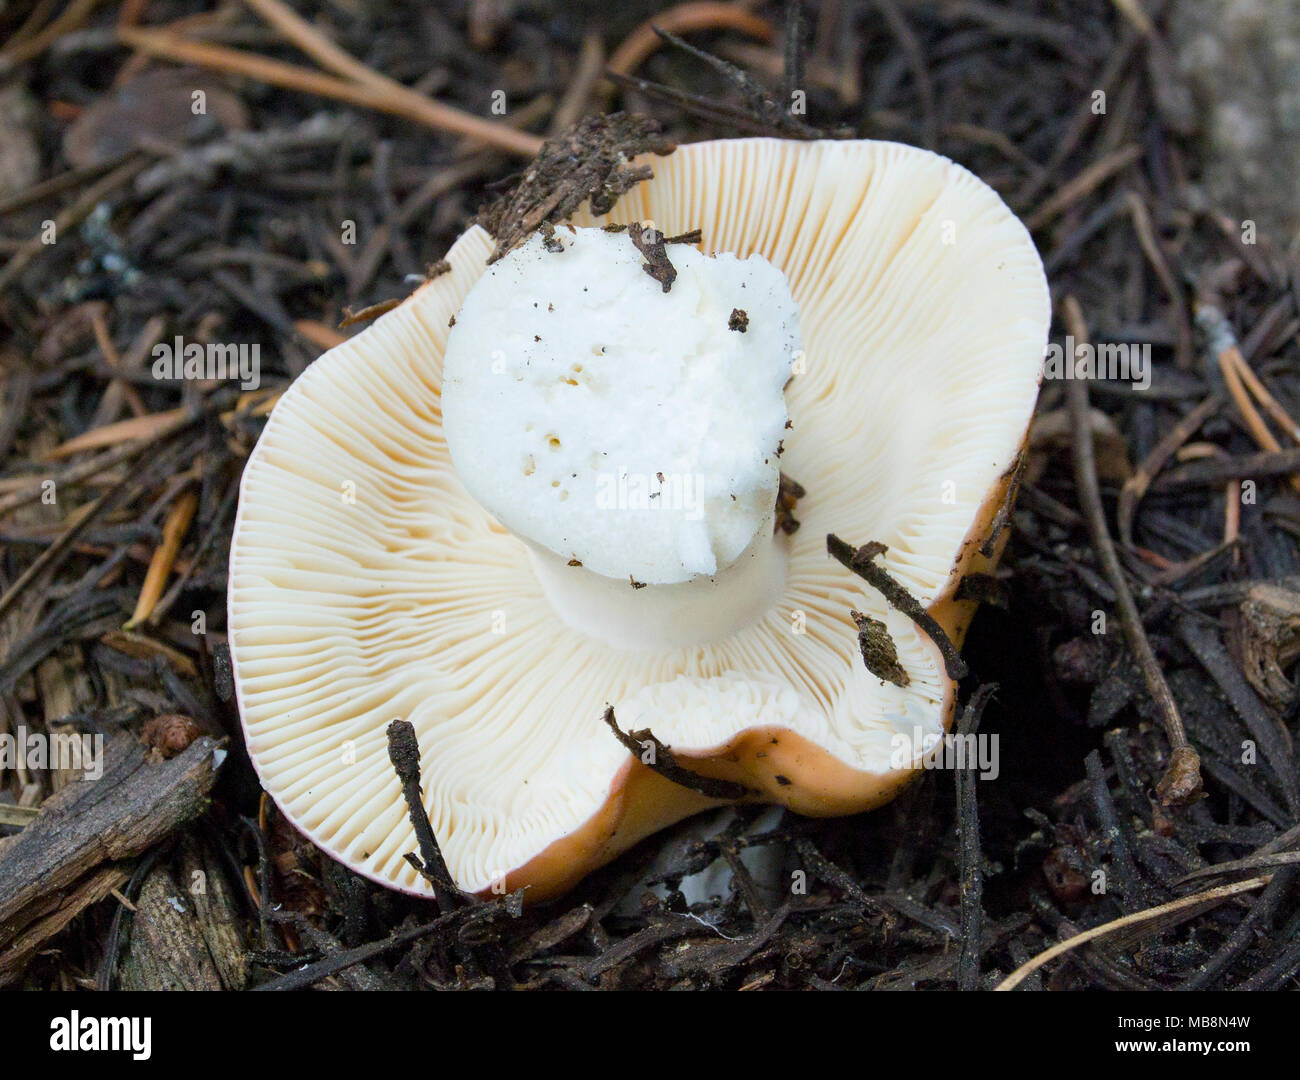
[
  {"xmin": 529, "ymin": 530, "xmax": 786, "ymax": 650},
  {"xmin": 441, "ymin": 225, "xmax": 802, "ymax": 651}
]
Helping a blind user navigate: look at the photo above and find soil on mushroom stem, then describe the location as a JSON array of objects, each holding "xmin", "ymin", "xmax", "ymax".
[{"xmin": 1, "ymin": 0, "xmax": 1298, "ymax": 991}]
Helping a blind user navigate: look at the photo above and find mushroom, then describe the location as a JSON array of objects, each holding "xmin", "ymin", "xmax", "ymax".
[{"xmin": 228, "ymin": 138, "xmax": 1049, "ymax": 901}]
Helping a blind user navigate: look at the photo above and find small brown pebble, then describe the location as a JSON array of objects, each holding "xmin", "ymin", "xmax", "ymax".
[
  {"xmin": 729, "ymin": 308, "xmax": 748, "ymax": 332},
  {"xmin": 1042, "ymin": 846, "xmax": 1089, "ymax": 903},
  {"xmin": 142, "ymin": 713, "xmax": 202, "ymax": 759}
]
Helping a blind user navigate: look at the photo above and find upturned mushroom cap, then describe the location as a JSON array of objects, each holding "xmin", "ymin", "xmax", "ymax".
[{"xmin": 228, "ymin": 138, "xmax": 1050, "ymax": 900}]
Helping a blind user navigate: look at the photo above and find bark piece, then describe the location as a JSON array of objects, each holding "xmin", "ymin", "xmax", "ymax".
[{"xmin": 0, "ymin": 733, "xmax": 222, "ymax": 984}]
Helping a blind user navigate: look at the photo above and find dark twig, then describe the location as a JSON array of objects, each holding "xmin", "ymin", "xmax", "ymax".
[
  {"xmin": 0, "ymin": 393, "xmax": 228, "ymax": 518},
  {"xmin": 1235, "ymin": 926, "xmax": 1300, "ymax": 991},
  {"xmin": 96, "ymin": 845, "xmax": 167, "ymax": 992},
  {"xmin": 1084, "ymin": 750, "xmax": 1161, "ymax": 908},
  {"xmin": 604, "ymin": 70, "xmax": 818, "ymax": 137},
  {"xmin": 602, "ymin": 706, "xmax": 755, "ymax": 800},
  {"xmin": 1176, "ymin": 617, "xmax": 1300, "ymax": 816},
  {"xmin": 0, "ymin": 466, "xmax": 141, "ymax": 621},
  {"xmin": 253, "ymin": 914, "xmax": 457, "ymax": 991},
  {"xmin": 790, "ymin": 834, "xmax": 877, "ymax": 909},
  {"xmin": 1061, "ymin": 296, "xmax": 1201, "ymax": 806},
  {"xmin": 607, "ymin": 21, "xmax": 834, "ymax": 140},
  {"xmin": 956, "ymin": 684, "xmax": 996, "ymax": 990},
  {"xmin": 654, "ymin": 26, "xmax": 800, "ymax": 134},
  {"xmin": 1150, "ymin": 445, "xmax": 1300, "ymax": 491},
  {"xmin": 780, "ymin": 0, "xmax": 806, "ymax": 106},
  {"xmin": 1118, "ymin": 393, "xmax": 1223, "ymax": 545},
  {"xmin": 873, "ymin": 0, "xmax": 937, "ymax": 149},
  {"xmin": 827, "ymin": 534, "xmax": 968, "ymax": 679},
  {"xmin": 386, "ymin": 720, "xmax": 462, "ymax": 911},
  {"xmin": 0, "ymin": 154, "xmax": 149, "ymax": 294}
]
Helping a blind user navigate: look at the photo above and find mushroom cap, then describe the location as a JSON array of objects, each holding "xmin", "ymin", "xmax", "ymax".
[{"xmin": 228, "ymin": 138, "xmax": 1049, "ymax": 900}]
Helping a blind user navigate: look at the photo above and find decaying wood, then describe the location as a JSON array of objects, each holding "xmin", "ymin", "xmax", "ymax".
[
  {"xmin": 0, "ymin": 865, "xmax": 129, "ymax": 986},
  {"xmin": 115, "ymin": 835, "xmax": 247, "ymax": 991},
  {"xmin": 475, "ymin": 112, "xmax": 675, "ymax": 261},
  {"xmin": 119, "ymin": 863, "xmax": 225, "ymax": 990},
  {"xmin": 176, "ymin": 839, "xmax": 247, "ymax": 990},
  {"xmin": 35, "ymin": 647, "xmax": 96, "ymax": 795},
  {"xmin": 0, "ymin": 734, "xmax": 223, "ymax": 984}
]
